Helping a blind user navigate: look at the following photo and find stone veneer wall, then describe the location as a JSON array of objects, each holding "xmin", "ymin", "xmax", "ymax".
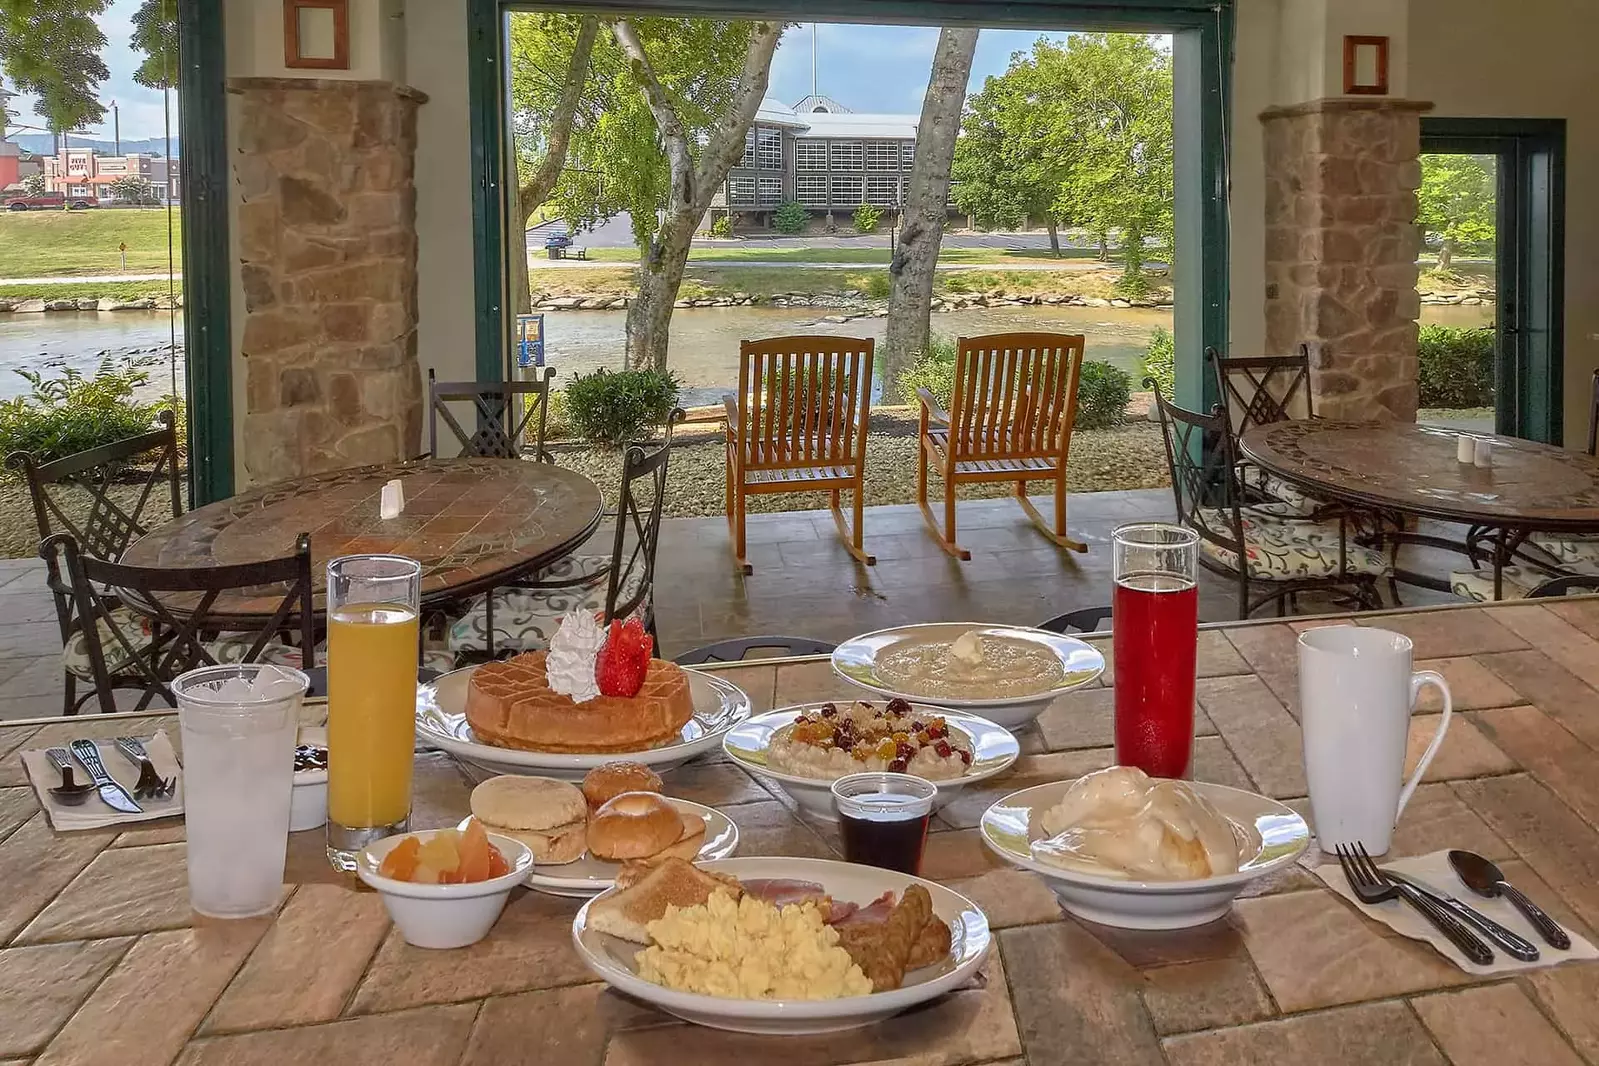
[
  {"xmin": 1262, "ymin": 99, "xmax": 1430, "ymax": 421},
  {"xmin": 230, "ymin": 78, "xmax": 426, "ymax": 483}
]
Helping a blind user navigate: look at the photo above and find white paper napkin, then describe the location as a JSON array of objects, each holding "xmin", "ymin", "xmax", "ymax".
[
  {"xmin": 21, "ymin": 732, "xmax": 185, "ymax": 831},
  {"xmin": 1312, "ymin": 849, "xmax": 1597, "ymax": 974}
]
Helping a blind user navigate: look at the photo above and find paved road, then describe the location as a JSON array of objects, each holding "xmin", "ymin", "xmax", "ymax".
[
  {"xmin": 526, "ymin": 257, "xmax": 1124, "ymax": 272},
  {"xmin": 526, "ymin": 214, "xmax": 1080, "ymax": 252}
]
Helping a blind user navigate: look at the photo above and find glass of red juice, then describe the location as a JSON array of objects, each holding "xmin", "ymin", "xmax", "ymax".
[
  {"xmin": 1112, "ymin": 522, "xmax": 1200, "ymax": 778},
  {"xmin": 831, "ymin": 772, "xmax": 937, "ymax": 874}
]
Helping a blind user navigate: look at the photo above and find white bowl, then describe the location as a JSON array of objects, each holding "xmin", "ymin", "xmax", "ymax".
[
  {"xmin": 356, "ymin": 829, "xmax": 535, "ymax": 949},
  {"xmin": 979, "ymin": 779, "xmax": 1310, "ymax": 929},
  {"xmin": 290, "ymin": 726, "xmax": 328, "ymax": 832},
  {"xmin": 831, "ymin": 622, "xmax": 1105, "ymax": 728},
  {"xmin": 572, "ymin": 856, "xmax": 991, "ymax": 1034},
  {"xmin": 722, "ymin": 703, "xmax": 1020, "ymax": 822},
  {"xmin": 415, "ymin": 665, "xmax": 750, "ymax": 779}
]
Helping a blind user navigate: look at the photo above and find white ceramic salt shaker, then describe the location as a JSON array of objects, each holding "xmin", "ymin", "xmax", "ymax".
[
  {"xmin": 379, "ymin": 479, "xmax": 406, "ymax": 519},
  {"xmin": 1456, "ymin": 434, "xmax": 1475, "ymax": 464},
  {"xmin": 1474, "ymin": 439, "xmax": 1493, "ymax": 468}
]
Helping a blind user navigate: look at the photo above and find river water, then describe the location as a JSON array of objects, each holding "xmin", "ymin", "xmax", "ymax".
[{"xmin": 0, "ymin": 302, "xmax": 1495, "ymax": 404}]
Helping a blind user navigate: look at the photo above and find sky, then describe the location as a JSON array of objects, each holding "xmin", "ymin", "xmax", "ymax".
[
  {"xmin": 3, "ymin": 0, "xmax": 176, "ymax": 144},
  {"xmin": 3, "ymin": 14, "xmax": 1082, "ymax": 143},
  {"xmin": 769, "ymin": 24, "xmax": 1074, "ymax": 114}
]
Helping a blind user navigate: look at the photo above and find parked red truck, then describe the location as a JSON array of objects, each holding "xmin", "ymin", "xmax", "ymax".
[{"xmin": 3, "ymin": 193, "xmax": 67, "ymax": 211}]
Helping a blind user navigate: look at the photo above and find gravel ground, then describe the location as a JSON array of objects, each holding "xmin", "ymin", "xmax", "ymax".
[
  {"xmin": 0, "ymin": 480, "xmax": 159, "ymax": 560},
  {"xmin": 553, "ymin": 410, "xmax": 1171, "ymax": 517}
]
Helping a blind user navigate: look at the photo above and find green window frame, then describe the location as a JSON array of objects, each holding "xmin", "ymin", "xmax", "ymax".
[{"xmin": 469, "ymin": 0, "xmax": 1233, "ymax": 401}]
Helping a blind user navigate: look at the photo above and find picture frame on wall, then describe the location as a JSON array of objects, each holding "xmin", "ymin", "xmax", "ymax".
[
  {"xmin": 1343, "ymin": 35, "xmax": 1390, "ymax": 96},
  {"xmin": 284, "ymin": 0, "xmax": 350, "ymax": 70}
]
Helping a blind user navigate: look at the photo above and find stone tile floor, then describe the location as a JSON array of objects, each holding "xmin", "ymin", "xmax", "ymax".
[{"xmin": 0, "ymin": 488, "xmax": 1460, "ymax": 721}]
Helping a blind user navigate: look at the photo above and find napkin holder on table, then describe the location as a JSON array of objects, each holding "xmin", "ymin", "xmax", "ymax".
[{"xmin": 380, "ymin": 479, "xmax": 406, "ymax": 519}]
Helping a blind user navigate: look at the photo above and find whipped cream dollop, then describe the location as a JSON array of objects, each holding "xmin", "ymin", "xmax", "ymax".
[
  {"xmin": 546, "ymin": 609, "xmax": 606, "ymax": 703},
  {"xmin": 946, "ymin": 631, "xmax": 987, "ymax": 674}
]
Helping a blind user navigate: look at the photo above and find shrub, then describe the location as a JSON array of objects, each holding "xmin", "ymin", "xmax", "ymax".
[
  {"xmin": 1074, "ymin": 361, "xmax": 1132, "ymax": 430},
  {"xmin": 544, "ymin": 389, "xmax": 572, "ymax": 440},
  {"xmin": 772, "ymin": 200, "xmax": 809, "ymax": 235},
  {"xmin": 708, "ymin": 214, "xmax": 733, "ymax": 238},
  {"xmin": 562, "ymin": 368, "xmax": 680, "ymax": 446},
  {"xmin": 0, "ymin": 359, "xmax": 171, "ymax": 470},
  {"xmin": 897, "ymin": 335, "xmax": 958, "ymax": 408},
  {"xmin": 852, "ymin": 203, "xmax": 881, "ymax": 234},
  {"xmin": 1418, "ymin": 324, "xmax": 1495, "ymax": 408},
  {"xmin": 862, "ymin": 271, "xmax": 891, "ymax": 300},
  {"xmin": 1141, "ymin": 327, "xmax": 1175, "ymax": 396}
]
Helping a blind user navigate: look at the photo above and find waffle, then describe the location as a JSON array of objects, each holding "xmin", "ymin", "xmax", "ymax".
[{"xmin": 464, "ymin": 651, "xmax": 695, "ymax": 753}]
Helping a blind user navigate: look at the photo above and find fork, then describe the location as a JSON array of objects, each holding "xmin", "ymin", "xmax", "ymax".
[
  {"xmin": 1335, "ymin": 843, "xmax": 1493, "ymax": 965},
  {"xmin": 112, "ymin": 737, "xmax": 176, "ymax": 800}
]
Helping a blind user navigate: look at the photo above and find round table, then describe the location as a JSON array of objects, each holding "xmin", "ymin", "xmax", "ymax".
[
  {"xmin": 121, "ymin": 457, "xmax": 604, "ymax": 620},
  {"xmin": 1237, "ymin": 420, "xmax": 1599, "ymax": 597}
]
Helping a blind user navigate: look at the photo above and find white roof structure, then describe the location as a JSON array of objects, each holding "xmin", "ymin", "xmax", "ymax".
[
  {"xmin": 793, "ymin": 94, "xmax": 852, "ymax": 114},
  {"xmin": 752, "ymin": 97, "xmax": 918, "ymax": 140}
]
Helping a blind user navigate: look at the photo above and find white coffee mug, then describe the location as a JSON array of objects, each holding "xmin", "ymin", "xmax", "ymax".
[{"xmin": 1297, "ymin": 625, "xmax": 1452, "ymax": 854}]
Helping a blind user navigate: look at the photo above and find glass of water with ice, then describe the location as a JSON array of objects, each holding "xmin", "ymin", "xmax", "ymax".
[{"xmin": 174, "ymin": 663, "xmax": 309, "ymax": 918}]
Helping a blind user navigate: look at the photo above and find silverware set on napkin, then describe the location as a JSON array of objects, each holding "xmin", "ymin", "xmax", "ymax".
[
  {"xmin": 43, "ymin": 737, "xmax": 176, "ymax": 814},
  {"xmin": 1334, "ymin": 842, "xmax": 1570, "ymax": 963}
]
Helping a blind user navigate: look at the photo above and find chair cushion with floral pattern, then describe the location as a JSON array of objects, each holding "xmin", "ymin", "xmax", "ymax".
[
  {"xmin": 1449, "ymin": 566, "xmax": 1552, "ymax": 603},
  {"xmin": 63, "ymin": 611, "xmax": 306, "ymax": 680},
  {"xmin": 1195, "ymin": 503, "xmax": 1393, "ymax": 581},
  {"xmin": 447, "ymin": 556, "xmax": 646, "ymax": 653},
  {"xmin": 1526, "ymin": 532, "xmax": 1599, "ymax": 572},
  {"xmin": 1236, "ymin": 461, "xmax": 1322, "ymax": 515}
]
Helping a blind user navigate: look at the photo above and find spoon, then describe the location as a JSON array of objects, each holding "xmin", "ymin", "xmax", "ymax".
[
  {"xmin": 1449, "ymin": 849, "xmax": 1571, "ymax": 950},
  {"xmin": 44, "ymin": 747, "xmax": 96, "ymax": 805}
]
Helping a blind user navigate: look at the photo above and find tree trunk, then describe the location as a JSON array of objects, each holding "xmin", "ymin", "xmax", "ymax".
[
  {"xmin": 1047, "ymin": 220, "xmax": 1061, "ymax": 258},
  {"xmin": 1095, "ymin": 229, "xmax": 1109, "ymax": 261},
  {"xmin": 510, "ymin": 181, "xmax": 533, "ymax": 317},
  {"xmin": 882, "ymin": 28, "xmax": 980, "ymax": 398},
  {"xmin": 612, "ymin": 18, "xmax": 781, "ymax": 371},
  {"xmin": 1119, "ymin": 219, "xmax": 1147, "ymax": 296},
  {"xmin": 1437, "ymin": 239, "xmax": 1455, "ymax": 273}
]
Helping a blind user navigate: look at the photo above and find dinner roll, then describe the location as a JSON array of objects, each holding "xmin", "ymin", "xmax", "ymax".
[
  {"xmin": 470, "ymin": 775, "xmax": 588, "ymax": 865},
  {"xmin": 582, "ymin": 761, "xmax": 664, "ymax": 810},
  {"xmin": 588, "ymin": 791, "xmax": 685, "ymax": 860}
]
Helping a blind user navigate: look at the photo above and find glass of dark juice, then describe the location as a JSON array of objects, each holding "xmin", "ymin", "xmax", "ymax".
[{"xmin": 832, "ymin": 772, "xmax": 937, "ymax": 874}]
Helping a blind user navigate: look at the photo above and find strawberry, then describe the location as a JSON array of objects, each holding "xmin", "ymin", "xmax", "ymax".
[{"xmin": 594, "ymin": 617, "xmax": 654, "ymax": 698}]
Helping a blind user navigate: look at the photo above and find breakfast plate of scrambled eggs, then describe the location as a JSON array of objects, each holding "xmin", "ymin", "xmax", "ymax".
[{"xmin": 571, "ymin": 857, "xmax": 991, "ymax": 1034}]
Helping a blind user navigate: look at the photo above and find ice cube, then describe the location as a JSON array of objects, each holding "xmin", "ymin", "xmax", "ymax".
[{"xmin": 212, "ymin": 677, "xmax": 257, "ymax": 703}]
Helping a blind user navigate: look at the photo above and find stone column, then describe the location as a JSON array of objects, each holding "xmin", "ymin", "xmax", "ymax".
[
  {"xmin": 1262, "ymin": 99, "xmax": 1430, "ymax": 420},
  {"xmin": 230, "ymin": 78, "xmax": 427, "ymax": 484}
]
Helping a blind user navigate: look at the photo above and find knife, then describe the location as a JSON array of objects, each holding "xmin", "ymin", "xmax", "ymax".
[
  {"xmin": 69, "ymin": 739, "xmax": 142, "ymax": 814},
  {"xmin": 1383, "ymin": 869, "xmax": 1540, "ymax": 962}
]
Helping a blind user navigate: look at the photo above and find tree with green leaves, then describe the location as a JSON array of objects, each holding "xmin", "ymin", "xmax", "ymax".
[
  {"xmin": 0, "ymin": 0, "xmax": 111, "ymax": 137},
  {"xmin": 108, "ymin": 174, "xmax": 152, "ymax": 203},
  {"xmin": 129, "ymin": 0, "xmax": 177, "ymax": 90},
  {"xmin": 1417, "ymin": 153, "xmax": 1496, "ymax": 273},
  {"xmin": 883, "ymin": 27, "xmax": 979, "ymax": 394},
  {"xmin": 21, "ymin": 172, "xmax": 45, "ymax": 196},
  {"xmin": 507, "ymin": 14, "xmax": 600, "ymax": 315}
]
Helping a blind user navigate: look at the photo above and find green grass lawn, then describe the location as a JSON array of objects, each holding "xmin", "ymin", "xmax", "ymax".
[
  {"xmin": 0, "ymin": 280, "xmax": 176, "ymax": 302},
  {"xmin": 579, "ymin": 244, "xmax": 1108, "ymax": 266},
  {"xmin": 0, "ymin": 208, "xmax": 184, "ymax": 278}
]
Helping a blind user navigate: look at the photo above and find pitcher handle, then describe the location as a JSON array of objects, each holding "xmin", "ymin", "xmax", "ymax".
[{"xmin": 1396, "ymin": 670, "xmax": 1452, "ymax": 820}]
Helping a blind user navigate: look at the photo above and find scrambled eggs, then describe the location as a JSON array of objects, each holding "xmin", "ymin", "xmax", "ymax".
[{"xmin": 636, "ymin": 891, "xmax": 872, "ymax": 1000}]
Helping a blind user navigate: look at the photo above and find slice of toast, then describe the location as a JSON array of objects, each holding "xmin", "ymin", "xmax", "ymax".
[{"xmin": 588, "ymin": 857, "xmax": 742, "ymax": 944}]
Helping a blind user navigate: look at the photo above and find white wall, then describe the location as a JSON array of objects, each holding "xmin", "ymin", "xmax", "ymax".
[
  {"xmin": 1408, "ymin": 0, "xmax": 1598, "ymax": 443},
  {"xmin": 229, "ymin": 0, "xmax": 399, "ymax": 81}
]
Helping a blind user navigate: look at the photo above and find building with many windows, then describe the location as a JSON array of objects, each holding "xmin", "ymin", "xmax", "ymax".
[
  {"xmin": 715, "ymin": 96, "xmax": 918, "ymax": 220},
  {"xmin": 42, "ymin": 147, "xmax": 180, "ymax": 203}
]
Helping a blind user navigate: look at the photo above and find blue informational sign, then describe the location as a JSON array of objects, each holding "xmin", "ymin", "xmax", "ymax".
[{"xmin": 516, "ymin": 314, "xmax": 545, "ymax": 368}]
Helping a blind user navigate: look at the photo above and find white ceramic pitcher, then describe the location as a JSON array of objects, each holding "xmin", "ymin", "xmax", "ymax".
[{"xmin": 1297, "ymin": 625, "xmax": 1452, "ymax": 854}]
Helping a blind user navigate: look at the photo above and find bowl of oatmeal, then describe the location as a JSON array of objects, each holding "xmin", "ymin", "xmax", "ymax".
[
  {"xmin": 723, "ymin": 700, "xmax": 1020, "ymax": 821},
  {"xmin": 832, "ymin": 623, "xmax": 1105, "ymax": 728}
]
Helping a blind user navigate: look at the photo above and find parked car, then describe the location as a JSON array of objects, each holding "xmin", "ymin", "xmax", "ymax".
[
  {"xmin": 4, "ymin": 193, "xmax": 66, "ymax": 211},
  {"xmin": 67, "ymin": 199, "xmax": 97, "ymax": 210}
]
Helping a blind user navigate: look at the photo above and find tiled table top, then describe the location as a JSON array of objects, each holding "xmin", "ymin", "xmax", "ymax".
[
  {"xmin": 119, "ymin": 458, "xmax": 604, "ymax": 615},
  {"xmin": 5, "ymin": 598, "xmax": 1599, "ymax": 1065}
]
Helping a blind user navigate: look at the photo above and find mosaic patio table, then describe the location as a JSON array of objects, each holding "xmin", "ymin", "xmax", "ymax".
[
  {"xmin": 118, "ymin": 457, "xmax": 603, "ymax": 620},
  {"xmin": 4, "ymin": 596, "xmax": 1599, "ymax": 1064},
  {"xmin": 1240, "ymin": 419, "xmax": 1599, "ymax": 598}
]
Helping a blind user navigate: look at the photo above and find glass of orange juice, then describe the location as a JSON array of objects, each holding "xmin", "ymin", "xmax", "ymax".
[{"xmin": 325, "ymin": 554, "xmax": 422, "ymax": 872}]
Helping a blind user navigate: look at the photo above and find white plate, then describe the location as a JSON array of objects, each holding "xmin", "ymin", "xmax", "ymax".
[
  {"xmin": 415, "ymin": 665, "xmax": 751, "ymax": 779},
  {"xmin": 831, "ymin": 622, "xmax": 1105, "ymax": 728},
  {"xmin": 465, "ymin": 799, "xmax": 741, "ymax": 898},
  {"xmin": 980, "ymin": 778, "xmax": 1311, "ymax": 929},
  {"xmin": 571, "ymin": 856, "xmax": 991, "ymax": 1034},
  {"xmin": 722, "ymin": 703, "xmax": 1020, "ymax": 821}
]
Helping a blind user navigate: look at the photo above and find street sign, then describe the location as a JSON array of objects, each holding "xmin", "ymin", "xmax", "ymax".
[{"xmin": 516, "ymin": 314, "xmax": 545, "ymax": 369}]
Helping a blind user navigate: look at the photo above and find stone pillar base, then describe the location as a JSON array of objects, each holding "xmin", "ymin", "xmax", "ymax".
[
  {"xmin": 1262, "ymin": 98, "xmax": 1430, "ymax": 421},
  {"xmin": 230, "ymin": 77, "xmax": 427, "ymax": 484}
]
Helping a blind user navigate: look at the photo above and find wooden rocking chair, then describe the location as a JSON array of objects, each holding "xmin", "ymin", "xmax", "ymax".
[
  {"xmin": 725, "ymin": 335, "xmax": 875, "ymax": 574},
  {"xmin": 917, "ymin": 332, "xmax": 1087, "ymax": 560}
]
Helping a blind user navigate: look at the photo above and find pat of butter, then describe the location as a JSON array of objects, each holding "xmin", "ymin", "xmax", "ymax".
[
  {"xmin": 379, "ymin": 479, "xmax": 406, "ymax": 519},
  {"xmin": 948, "ymin": 631, "xmax": 986, "ymax": 669}
]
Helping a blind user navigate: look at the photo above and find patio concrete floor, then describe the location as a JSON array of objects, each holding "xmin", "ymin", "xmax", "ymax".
[{"xmin": 0, "ymin": 488, "xmax": 1459, "ymax": 720}]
